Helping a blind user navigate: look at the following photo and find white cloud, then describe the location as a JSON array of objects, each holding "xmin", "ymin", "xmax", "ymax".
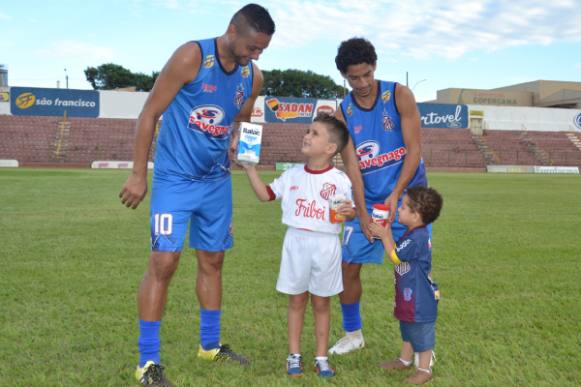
[
  {"xmin": 0, "ymin": 11, "xmax": 11, "ymax": 20},
  {"xmin": 37, "ymin": 40, "xmax": 116, "ymax": 63},
  {"xmin": 268, "ymin": 0, "xmax": 581, "ymax": 60}
]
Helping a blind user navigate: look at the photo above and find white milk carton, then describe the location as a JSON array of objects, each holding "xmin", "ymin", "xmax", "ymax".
[{"xmin": 237, "ymin": 122, "xmax": 263, "ymax": 165}]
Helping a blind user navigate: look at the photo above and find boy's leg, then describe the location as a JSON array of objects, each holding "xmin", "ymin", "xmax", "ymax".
[
  {"xmin": 311, "ymin": 295, "xmax": 331, "ymax": 357},
  {"xmin": 288, "ymin": 292, "xmax": 309, "ymax": 354}
]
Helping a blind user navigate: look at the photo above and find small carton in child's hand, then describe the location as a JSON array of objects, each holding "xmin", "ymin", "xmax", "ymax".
[{"xmin": 237, "ymin": 122, "xmax": 263, "ymax": 165}]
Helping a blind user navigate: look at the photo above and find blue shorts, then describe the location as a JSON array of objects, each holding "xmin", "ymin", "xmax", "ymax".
[
  {"xmin": 341, "ymin": 216, "xmax": 407, "ymax": 264},
  {"xmin": 150, "ymin": 175, "xmax": 233, "ymax": 252},
  {"xmin": 400, "ymin": 321, "xmax": 436, "ymax": 352}
]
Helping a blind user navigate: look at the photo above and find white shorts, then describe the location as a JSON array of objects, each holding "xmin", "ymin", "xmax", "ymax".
[{"xmin": 276, "ymin": 227, "xmax": 343, "ymax": 297}]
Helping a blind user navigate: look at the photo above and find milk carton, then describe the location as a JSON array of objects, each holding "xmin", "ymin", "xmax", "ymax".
[{"xmin": 237, "ymin": 122, "xmax": 263, "ymax": 165}]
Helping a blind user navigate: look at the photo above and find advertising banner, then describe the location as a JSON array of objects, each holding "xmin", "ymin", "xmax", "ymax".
[
  {"xmin": 418, "ymin": 103, "xmax": 468, "ymax": 128},
  {"xmin": 10, "ymin": 87, "xmax": 99, "ymax": 117},
  {"xmin": 264, "ymin": 96, "xmax": 317, "ymax": 123}
]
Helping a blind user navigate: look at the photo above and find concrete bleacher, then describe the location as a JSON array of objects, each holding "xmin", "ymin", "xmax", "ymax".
[
  {"xmin": 2, "ymin": 115, "xmax": 580, "ymax": 169},
  {"xmin": 421, "ymin": 128, "xmax": 485, "ymax": 169},
  {"xmin": 524, "ymin": 131, "xmax": 581, "ymax": 166},
  {"xmin": 0, "ymin": 115, "xmax": 137, "ymax": 166},
  {"xmin": 481, "ymin": 130, "xmax": 537, "ymax": 165}
]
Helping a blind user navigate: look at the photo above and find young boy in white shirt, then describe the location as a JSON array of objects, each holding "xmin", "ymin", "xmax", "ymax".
[{"xmin": 243, "ymin": 113, "xmax": 356, "ymax": 377}]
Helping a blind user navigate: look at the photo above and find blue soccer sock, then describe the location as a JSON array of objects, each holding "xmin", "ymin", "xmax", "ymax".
[
  {"xmin": 341, "ymin": 302, "xmax": 362, "ymax": 333},
  {"xmin": 138, "ymin": 320, "xmax": 161, "ymax": 367},
  {"xmin": 200, "ymin": 309, "xmax": 221, "ymax": 350}
]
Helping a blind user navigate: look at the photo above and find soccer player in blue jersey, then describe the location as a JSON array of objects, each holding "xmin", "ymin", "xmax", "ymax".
[
  {"xmin": 118, "ymin": 4, "xmax": 275, "ymax": 386},
  {"xmin": 369, "ymin": 186, "xmax": 442, "ymax": 385},
  {"xmin": 330, "ymin": 38, "xmax": 429, "ymax": 356}
]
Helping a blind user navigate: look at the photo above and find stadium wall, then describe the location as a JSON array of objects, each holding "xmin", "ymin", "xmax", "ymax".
[{"xmin": 468, "ymin": 104, "xmax": 581, "ymax": 132}]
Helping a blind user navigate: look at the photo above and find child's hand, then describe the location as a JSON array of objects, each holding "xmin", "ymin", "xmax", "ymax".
[
  {"xmin": 369, "ymin": 222, "xmax": 390, "ymax": 240},
  {"xmin": 337, "ymin": 200, "xmax": 356, "ymax": 220}
]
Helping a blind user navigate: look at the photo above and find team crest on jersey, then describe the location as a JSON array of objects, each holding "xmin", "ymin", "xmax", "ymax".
[
  {"xmin": 234, "ymin": 83, "xmax": 245, "ymax": 109},
  {"xmin": 319, "ymin": 183, "xmax": 337, "ymax": 200},
  {"xmin": 346, "ymin": 103, "xmax": 353, "ymax": 117},
  {"xmin": 241, "ymin": 65, "xmax": 250, "ymax": 78},
  {"xmin": 382, "ymin": 90, "xmax": 391, "ymax": 102},
  {"xmin": 188, "ymin": 104, "xmax": 230, "ymax": 137},
  {"xmin": 204, "ymin": 54, "xmax": 215, "ymax": 68},
  {"xmin": 403, "ymin": 287, "xmax": 413, "ymax": 301},
  {"xmin": 383, "ymin": 109, "xmax": 395, "ymax": 131}
]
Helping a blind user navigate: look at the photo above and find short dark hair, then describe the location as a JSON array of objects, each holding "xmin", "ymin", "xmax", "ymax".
[
  {"xmin": 335, "ymin": 37, "xmax": 377, "ymax": 74},
  {"xmin": 313, "ymin": 112, "xmax": 350, "ymax": 155},
  {"xmin": 231, "ymin": 4, "xmax": 275, "ymax": 36},
  {"xmin": 406, "ymin": 186, "xmax": 443, "ymax": 225}
]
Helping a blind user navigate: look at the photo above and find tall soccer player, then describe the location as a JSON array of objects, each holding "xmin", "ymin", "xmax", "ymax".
[
  {"xmin": 329, "ymin": 38, "xmax": 429, "ymax": 356},
  {"xmin": 118, "ymin": 4, "xmax": 275, "ymax": 386}
]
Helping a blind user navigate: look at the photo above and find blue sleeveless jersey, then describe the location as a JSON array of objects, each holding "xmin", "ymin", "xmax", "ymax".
[
  {"xmin": 340, "ymin": 81, "xmax": 427, "ymax": 206},
  {"xmin": 154, "ymin": 38, "xmax": 254, "ymax": 180}
]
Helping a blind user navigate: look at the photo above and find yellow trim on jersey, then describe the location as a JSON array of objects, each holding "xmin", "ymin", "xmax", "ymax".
[{"xmin": 389, "ymin": 249, "xmax": 402, "ymax": 265}]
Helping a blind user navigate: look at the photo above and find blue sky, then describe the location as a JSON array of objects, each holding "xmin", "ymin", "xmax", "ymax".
[{"xmin": 2, "ymin": 0, "xmax": 581, "ymax": 102}]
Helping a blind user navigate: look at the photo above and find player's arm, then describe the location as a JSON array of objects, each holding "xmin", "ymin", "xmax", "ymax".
[
  {"xmin": 385, "ymin": 84, "xmax": 422, "ymax": 221},
  {"xmin": 336, "ymin": 108, "xmax": 373, "ymax": 240},
  {"xmin": 242, "ymin": 164, "xmax": 272, "ymax": 202},
  {"xmin": 230, "ymin": 63, "xmax": 264, "ymax": 160},
  {"xmin": 119, "ymin": 42, "xmax": 201, "ymax": 209}
]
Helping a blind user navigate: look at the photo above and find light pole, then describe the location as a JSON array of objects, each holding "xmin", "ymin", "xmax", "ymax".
[
  {"xmin": 412, "ymin": 79, "xmax": 427, "ymax": 91},
  {"xmin": 64, "ymin": 68, "xmax": 69, "ymax": 89}
]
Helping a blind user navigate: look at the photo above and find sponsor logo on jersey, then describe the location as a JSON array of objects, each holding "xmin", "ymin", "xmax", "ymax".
[
  {"xmin": 428, "ymin": 238, "xmax": 432, "ymax": 249},
  {"xmin": 234, "ymin": 83, "xmax": 245, "ymax": 109},
  {"xmin": 202, "ymin": 83, "xmax": 217, "ymax": 93},
  {"xmin": 316, "ymin": 104, "xmax": 335, "ymax": 115},
  {"xmin": 356, "ymin": 141, "xmax": 407, "ymax": 171},
  {"xmin": 266, "ymin": 98, "xmax": 314, "ymax": 121},
  {"xmin": 397, "ymin": 238, "xmax": 412, "ymax": 252},
  {"xmin": 204, "ymin": 54, "xmax": 215, "ymax": 68},
  {"xmin": 241, "ymin": 65, "xmax": 250, "ymax": 78},
  {"xmin": 382, "ymin": 90, "xmax": 391, "ymax": 102},
  {"xmin": 15, "ymin": 92, "xmax": 36, "ymax": 109},
  {"xmin": 354, "ymin": 124, "xmax": 363, "ymax": 134},
  {"xmin": 290, "ymin": 185, "xmax": 299, "ymax": 191},
  {"xmin": 295, "ymin": 198, "xmax": 326, "ymax": 220},
  {"xmin": 319, "ymin": 183, "xmax": 336, "ymax": 200},
  {"xmin": 188, "ymin": 105, "xmax": 230, "ymax": 137}
]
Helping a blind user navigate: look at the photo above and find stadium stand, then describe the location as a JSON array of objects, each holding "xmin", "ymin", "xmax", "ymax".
[
  {"xmin": 421, "ymin": 128, "xmax": 485, "ymax": 170},
  {"xmin": 1, "ymin": 115, "xmax": 580, "ymax": 169}
]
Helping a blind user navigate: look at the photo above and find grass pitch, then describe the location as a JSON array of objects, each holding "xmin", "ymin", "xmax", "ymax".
[{"xmin": 1, "ymin": 169, "xmax": 580, "ymax": 386}]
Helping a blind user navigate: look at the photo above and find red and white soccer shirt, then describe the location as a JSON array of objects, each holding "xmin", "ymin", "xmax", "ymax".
[{"xmin": 267, "ymin": 165, "xmax": 353, "ymax": 234}]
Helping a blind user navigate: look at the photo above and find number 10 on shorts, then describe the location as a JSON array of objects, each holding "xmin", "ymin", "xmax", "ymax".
[{"xmin": 154, "ymin": 213, "xmax": 173, "ymax": 235}]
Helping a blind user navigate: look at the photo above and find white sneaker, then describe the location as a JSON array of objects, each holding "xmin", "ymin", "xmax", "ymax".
[
  {"xmin": 328, "ymin": 330, "xmax": 365, "ymax": 355},
  {"xmin": 414, "ymin": 351, "xmax": 436, "ymax": 368}
]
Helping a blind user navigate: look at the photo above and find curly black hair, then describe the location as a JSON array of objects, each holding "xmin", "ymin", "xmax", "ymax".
[
  {"xmin": 335, "ymin": 37, "xmax": 377, "ymax": 74},
  {"xmin": 406, "ymin": 186, "xmax": 443, "ymax": 225}
]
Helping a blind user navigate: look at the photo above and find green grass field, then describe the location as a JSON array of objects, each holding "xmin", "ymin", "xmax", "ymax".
[{"xmin": 1, "ymin": 169, "xmax": 580, "ymax": 386}]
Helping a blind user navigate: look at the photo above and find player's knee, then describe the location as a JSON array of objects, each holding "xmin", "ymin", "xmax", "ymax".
[
  {"xmin": 149, "ymin": 252, "xmax": 180, "ymax": 281},
  {"xmin": 197, "ymin": 251, "xmax": 225, "ymax": 275}
]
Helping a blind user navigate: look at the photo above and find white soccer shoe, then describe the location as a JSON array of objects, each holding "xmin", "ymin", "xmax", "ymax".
[{"xmin": 328, "ymin": 330, "xmax": 365, "ymax": 355}]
